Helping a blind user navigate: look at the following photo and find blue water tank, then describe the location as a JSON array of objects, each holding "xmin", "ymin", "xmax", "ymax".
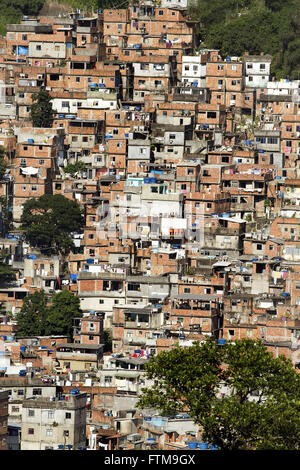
[
  {"xmin": 199, "ymin": 442, "xmax": 208, "ymax": 450},
  {"xmin": 210, "ymin": 444, "xmax": 219, "ymax": 450},
  {"xmin": 27, "ymin": 138, "xmax": 34, "ymax": 143},
  {"xmin": 218, "ymin": 339, "xmax": 226, "ymax": 345},
  {"xmin": 188, "ymin": 442, "xmax": 197, "ymax": 449},
  {"xmin": 144, "ymin": 178, "xmax": 150, "ymax": 184},
  {"xmin": 149, "ymin": 177, "xmax": 157, "ymax": 183}
]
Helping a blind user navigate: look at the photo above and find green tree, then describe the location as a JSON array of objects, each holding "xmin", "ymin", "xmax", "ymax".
[
  {"xmin": 0, "ymin": 248, "xmax": 16, "ymax": 286},
  {"xmin": 103, "ymin": 329, "xmax": 112, "ymax": 352},
  {"xmin": 20, "ymin": 194, "xmax": 84, "ymax": 255},
  {"xmin": 16, "ymin": 290, "xmax": 48, "ymax": 336},
  {"xmin": 0, "ymin": 146, "xmax": 7, "ymax": 180},
  {"xmin": 30, "ymin": 90, "xmax": 55, "ymax": 128},
  {"xmin": 0, "ymin": 264, "xmax": 16, "ymax": 285},
  {"xmin": 136, "ymin": 339, "xmax": 300, "ymax": 450},
  {"xmin": 45, "ymin": 290, "xmax": 82, "ymax": 340},
  {"xmin": 64, "ymin": 161, "xmax": 86, "ymax": 175}
]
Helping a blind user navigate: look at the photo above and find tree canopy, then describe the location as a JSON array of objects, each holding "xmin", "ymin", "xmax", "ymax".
[
  {"xmin": 0, "ymin": 146, "xmax": 7, "ymax": 180},
  {"xmin": 136, "ymin": 339, "xmax": 300, "ymax": 450},
  {"xmin": 20, "ymin": 194, "xmax": 84, "ymax": 255},
  {"xmin": 45, "ymin": 289, "xmax": 82, "ymax": 340},
  {"xmin": 16, "ymin": 289, "xmax": 48, "ymax": 336},
  {"xmin": 30, "ymin": 90, "xmax": 55, "ymax": 128},
  {"xmin": 16, "ymin": 289, "xmax": 82, "ymax": 340}
]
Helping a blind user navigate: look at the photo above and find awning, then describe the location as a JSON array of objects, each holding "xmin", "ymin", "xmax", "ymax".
[{"xmin": 21, "ymin": 167, "xmax": 39, "ymax": 176}]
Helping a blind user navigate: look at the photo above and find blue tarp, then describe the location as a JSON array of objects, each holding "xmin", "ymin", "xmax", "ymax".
[{"xmin": 17, "ymin": 46, "xmax": 28, "ymax": 55}]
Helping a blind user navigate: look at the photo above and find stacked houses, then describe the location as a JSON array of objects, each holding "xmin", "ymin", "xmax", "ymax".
[{"xmin": 0, "ymin": 0, "xmax": 298, "ymax": 450}]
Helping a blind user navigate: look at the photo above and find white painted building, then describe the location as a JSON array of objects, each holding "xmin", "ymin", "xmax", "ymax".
[
  {"xmin": 182, "ymin": 55, "xmax": 206, "ymax": 87},
  {"xmin": 244, "ymin": 54, "xmax": 272, "ymax": 89}
]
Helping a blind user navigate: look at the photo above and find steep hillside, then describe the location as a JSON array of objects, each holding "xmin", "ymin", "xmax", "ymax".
[{"xmin": 189, "ymin": 0, "xmax": 300, "ymax": 79}]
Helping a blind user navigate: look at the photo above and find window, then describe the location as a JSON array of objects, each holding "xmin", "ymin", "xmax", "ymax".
[
  {"xmin": 99, "ymin": 299, "xmax": 104, "ymax": 304},
  {"xmin": 217, "ymin": 65, "xmax": 224, "ymax": 70},
  {"xmin": 28, "ymin": 409, "xmax": 35, "ymax": 417},
  {"xmin": 257, "ymin": 244, "xmax": 262, "ymax": 250},
  {"xmin": 66, "ymin": 412, "xmax": 71, "ymax": 419},
  {"xmin": 28, "ymin": 428, "xmax": 34, "ymax": 435},
  {"xmin": 159, "ymin": 10, "xmax": 163, "ymax": 15},
  {"xmin": 228, "ymin": 329, "xmax": 235, "ymax": 336},
  {"xmin": 260, "ymin": 64, "xmax": 266, "ymax": 69},
  {"xmin": 31, "ymin": 186, "xmax": 37, "ymax": 191},
  {"xmin": 36, "ymin": 45, "xmax": 41, "ymax": 51},
  {"xmin": 76, "ymin": 77, "xmax": 80, "ymax": 82},
  {"xmin": 46, "ymin": 429, "xmax": 53, "ymax": 437},
  {"xmin": 48, "ymin": 411, "xmax": 54, "ymax": 419},
  {"xmin": 231, "ymin": 64, "xmax": 237, "ymax": 70},
  {"xmin": 63, "ymin": 430, "xmax": 69, "ymax": 437},
  {"xmin": 184, "ymin": 287, "xmax": 190, "ymax": 293},
  {"xmin": 231, "ymin": 80, "xmax": 236, "ymax": 85}
]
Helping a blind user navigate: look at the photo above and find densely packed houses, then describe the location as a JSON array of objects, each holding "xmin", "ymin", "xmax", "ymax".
[{"xmin": 0, "ymin": 0, "xmax": 299, "ymax": 450}]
